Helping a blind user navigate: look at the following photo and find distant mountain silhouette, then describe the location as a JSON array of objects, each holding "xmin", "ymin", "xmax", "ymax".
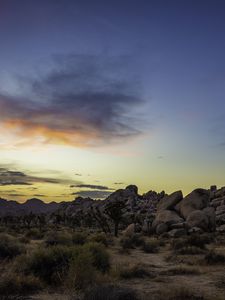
[{"xmin": 0, "ymin": 197, "xmax": 60, "ymax": 216}]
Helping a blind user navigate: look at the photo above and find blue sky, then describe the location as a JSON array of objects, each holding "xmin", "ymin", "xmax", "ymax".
[{"xmin": 0, "ymin": 0, "xmax": 225, "ymax": 201}]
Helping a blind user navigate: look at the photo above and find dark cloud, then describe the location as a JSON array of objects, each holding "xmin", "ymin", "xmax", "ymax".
[
  {"xmin": 75, "ymin": 173, "xmax": 82, "ymax": 176},
  {"xmin": 33, "ymin": 194, "xmax": 46, "ymax": 197},
  {"xmin": 0, "ymin": 54, "xmax": 144, "ymax": 147},
  {"xmin": 0, "ymin": 167, "xmax": 73, "ymax": 186},
  {"xmin": 114, "ymin": 182, "xmax": 124, "ymax": 185},
  {"xmin": 72, "ymin": 190, "xmax": 112, "ymax": 199},
  {"xmin": 70, "ymin": 184, "xmax": 113, "ymax": 190}
]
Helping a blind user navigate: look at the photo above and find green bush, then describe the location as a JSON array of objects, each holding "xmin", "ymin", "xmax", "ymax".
[{"xmin": 0, "ymin": 234, "xmax": 25, "ymax": 259}]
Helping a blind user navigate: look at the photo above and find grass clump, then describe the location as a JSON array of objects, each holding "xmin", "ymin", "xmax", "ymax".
[{"xmin": 157, "ymin": 285, "xmax": 205, "ymax": 300}]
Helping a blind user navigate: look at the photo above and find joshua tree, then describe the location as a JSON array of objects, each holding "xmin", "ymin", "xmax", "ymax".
[{"xmin": 104, "ymin": 200, "xmax": 126, "ymax": 237}]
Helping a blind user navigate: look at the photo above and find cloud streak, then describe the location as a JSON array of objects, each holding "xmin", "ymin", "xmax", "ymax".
[
  {"xmin": 0, "ymin": 54, "xmax": 145, "ymax": 148},
  {"xmin": 70, "ymin": 184, "xmax": 113, "ymax": 190}
]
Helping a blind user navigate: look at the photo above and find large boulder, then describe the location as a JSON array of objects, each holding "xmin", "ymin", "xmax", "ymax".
[
  {"xmin": 157, "ymin": 191, "xmax": 183, "ymax": 211},
  {"xmin": 152, "ymin": 210, "xmax": 184, "ymax": 230},
  {"xmin": 186, "ymin": 210, "xmax": 209, "ymax": 231},
  {"xmin": 179, "ymin": 189, "xmax": 210, "ymax": 219},
  {"xmin": 168, "ymin": 228, "xmax": 187, "ymax": 238},
  {"xmin": 156, "ymin": 223, "xmax": 168, "ymax": 235}
]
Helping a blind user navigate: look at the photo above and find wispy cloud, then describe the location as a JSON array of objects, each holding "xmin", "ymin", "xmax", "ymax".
[
  {"xmin": 70, "ymin": 184, "xmax": 113, "ymax": 190},
  {"xmin": 0, "ymin": 54, "xmax": 145, "ymax": 148}
]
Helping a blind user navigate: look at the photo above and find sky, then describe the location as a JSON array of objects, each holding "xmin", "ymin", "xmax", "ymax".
[{"xmin": 0, "ymin": 0, "xmax": 225, "ymax": 202}]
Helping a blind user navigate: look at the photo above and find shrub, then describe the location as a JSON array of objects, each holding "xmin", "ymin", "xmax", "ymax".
[
  {"xmin": 45, "ymin": 231, "xmax": 72, "ymax": 246},
  {"xmin": 142, "ymin": 239, "xmax": 159, "ymax": 253},
  {"xmin": 161, "ymin": 265, "xmax": 200, "ymax": 276},
  {"xmin": 157, "ymin": 285, "xmax": 205, "ymax": 300},
  {"xmin": 21, "ymin": 245, "xmax": 73, "ymax": 285},
  {"xmin": 0, "ymin": 273, "xmax": 42, "ymax": 296},
  {"xmin": 0, "ymin": 234, "xmax": 25, "ymax": 259},
  {"xmin": 25, "ymin": 228, "xmax": 44, "ymax": 240},
  {"xmin": 119, "ymin": 234, "xmax": 144, "ymax": 250},
  {"xmin": 66, "ymin": 250, "xmax": 96, "ymax": 290},
  {"xmin": 174, "ymin": 246, "xmax": 205, "ymax": 255},
  {"xmin": 89, "ymin": 233, "xmax": 108, "ymax": 246},
  {"xmin": 84, "ymin": 242, "xmax": 110, "ymax": 273},
  {"xmin": 72, "ymin": 231, "xmax": 88, "ymax": 245},
  {"xmin": 117, "ymin": 264, "xmax": 151, "ymax": 279},
  {"xmin": 204, "ymin": 250, "xmax": 225, "ymax": 264},
  {"xmin": 83, "ymin": 284, "xmax": 139, "ymax": 300}
]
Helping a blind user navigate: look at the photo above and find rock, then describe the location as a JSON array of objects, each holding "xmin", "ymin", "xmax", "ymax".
[
  {"xmin": 123, "ymin": 223, "xmax": 135, "ymax": 237},
  {"xmin": 216, "ymin": 224, "xmax": 225, "ymax": 232},
  {"xmin": 216, "ymin": 205, "xmax": 225, "ymax": 211},
  {"xmin": 186, "ymin": 210, "xmax": 209, "ymax": 231},
  {"xmin": 157, "ymin": 191, "xmax": 183, "ymax": 211},
  {"xmin": 156, "ymin": 223, "xmax": 168, "ymax": 235},
  {"xmin": 215, "ymin": 187, "xmax": 225, "ymax": 198},
  {"xmin": 210, "ymin": 185, "xmax": 217, "ymax": 192},
  {"xmin": 203, "ymin": 207, "xmax": 216, "ymax": 231},
  {"xmin": 152, "ymin": 210, "xmax": 184, "ymax": 229},
  {"xmin": 216, "ymin": 209, "xmax": 225, "ymax": 216},
  {"xmin": 170, "ymin": 222, "xmax": 185, "ymax": 230},
  {"xmin": 168, "ymin": 228, "xmax": 187, "ymax": 238},
  {"xmin": 216, "ymin": 213, "xmax": 225, "ymax": 223},
  {"xmin": 188, "ymin": 227, "xmax": 203, "ymax": 234},
  {"xmin": 210, "ymin": 198, "xmax": 222, "ymax": 208},
  {"xmin": 179, "ymin": 189, "xmax": 210, "ymax": 219}
]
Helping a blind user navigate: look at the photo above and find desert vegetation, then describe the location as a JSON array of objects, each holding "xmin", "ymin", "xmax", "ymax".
[{"xmin": 1, "ymin": 185, "xmax": 225, "ymax": 299}]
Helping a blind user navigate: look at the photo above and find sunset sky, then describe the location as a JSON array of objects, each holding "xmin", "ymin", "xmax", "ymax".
[{"xmin": 1, "ymin": 0, "xmax": 225, "ymax": 202}]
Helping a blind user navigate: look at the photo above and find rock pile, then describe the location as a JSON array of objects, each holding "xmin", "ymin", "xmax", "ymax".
[{"xmin": 210, "ymin": 186, "xmax": 225, "ymax": 233}]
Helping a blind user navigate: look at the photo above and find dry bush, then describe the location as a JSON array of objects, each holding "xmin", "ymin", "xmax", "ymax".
[
  {"xmin": 119, "ymin": 234, "xmax": 144, "ymax": 250},
  {"xmin": 204, "ymin": 250, "xmax": 225, "ymax": 265},
  {"xmin": 114, "ymin": 263, "xmax": 152, "ymax": 279},
  {"xmin": 25, "ymin": 228, "xmax": 44, "ymax": 240},
  {"xmin": 83, "ymin": 284, "xmax": 139, "ymax": 300},
  {"xmin": 72, "ymin": 231, "xmax": 88, "ymax": 245},
  {"xmin": 89, "ymin": 233, "xmax": 108, "ymax": 247},
  {"xmin": 0, "ymin": 233, "xmax": 25, "ymax": 260},
  {"xmin": 160, "ymin": 265, "xmax": 200, "ymax": 276},
  {"xmin": 45, "ymin": 231, "xmax": 73, "ymax": 246},
  {"xmin": 0, "ymin": 272, "xmax": 42, "ymax": 296},
  {"xmin": 142, "ymin": 239, "xmax": 160, "ymax": 253},
  {"xmin": 156, "ymin": 285, "xmax": 205, "ymax": 300}
]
